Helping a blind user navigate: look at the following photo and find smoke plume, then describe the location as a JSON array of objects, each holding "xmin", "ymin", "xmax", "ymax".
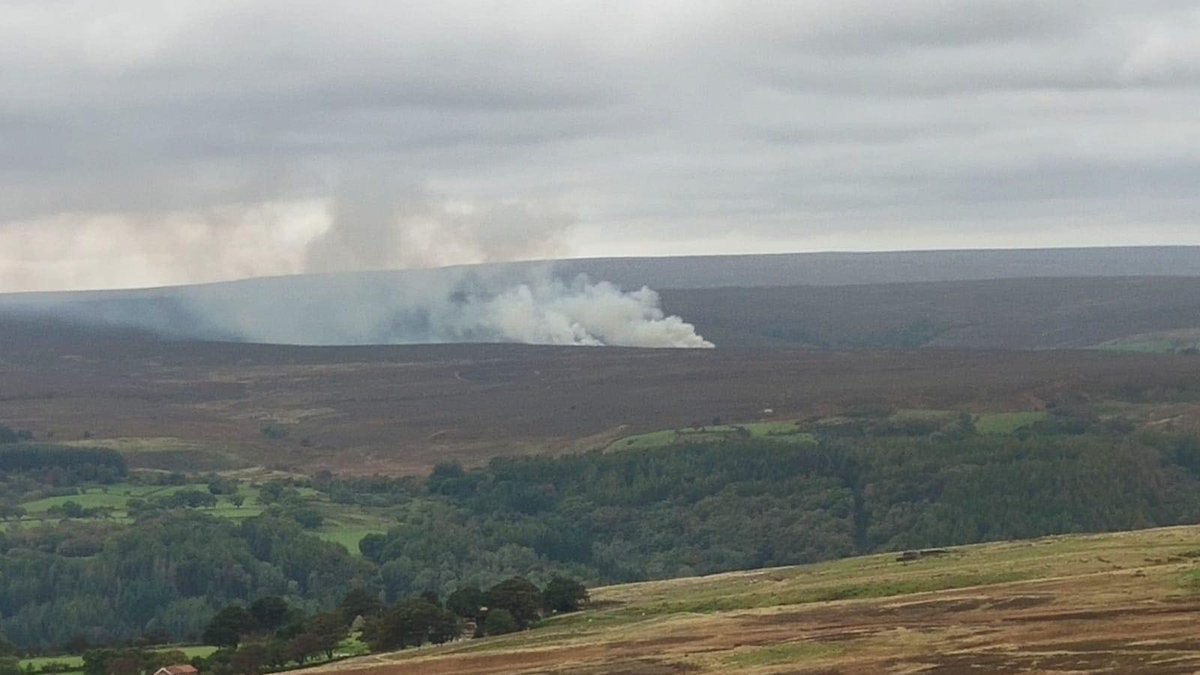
[
  {"xmin": 175, "ymin": 268, "xmax": 713, "ymax": 348},
  {"xmin": 304, "ymin": 176, "xmax": 572, "ymax": 274},
  {"xmin": 465, "ymin": 277, "xmax": 712, "ymax": 348},
  {"xmin": 0, "ymin": 175, "xmax": 714, "ymax": 348}
]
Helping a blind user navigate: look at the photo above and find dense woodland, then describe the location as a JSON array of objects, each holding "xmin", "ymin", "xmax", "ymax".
[{"xmin": 3, "ymin": 409, "xmax": 1200, "ymax": 650}]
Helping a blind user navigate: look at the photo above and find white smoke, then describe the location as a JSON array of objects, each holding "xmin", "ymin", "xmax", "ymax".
[
  {"xmin": 303, "ymin": 176, "xmax": 573, "ymax": 275},
  {"xmin": 0, "ymin": 171, "xmax": 714, "ymax": 348},
  {"xmin": 451, "ymin": 276, "xmax": 713, "ymax": 348},
  {"xmin": 170, "ymin": 269, "xmax": 714, "ymax": 348}
]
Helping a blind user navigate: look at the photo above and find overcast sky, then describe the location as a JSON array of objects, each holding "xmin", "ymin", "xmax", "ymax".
[{"xmin": 2, "ymin": 1, "xmax": 1199, "ymax": 292}]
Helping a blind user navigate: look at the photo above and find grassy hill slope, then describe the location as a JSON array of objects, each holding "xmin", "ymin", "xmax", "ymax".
[{"xmin": 304, "ymin": 525, "xmax": 1200, "ymax": 674}]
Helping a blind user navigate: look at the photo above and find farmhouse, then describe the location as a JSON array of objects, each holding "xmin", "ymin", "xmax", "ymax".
[{"xmin": 154, "ymin": 666, "xmax": 198, "ymax": 675}]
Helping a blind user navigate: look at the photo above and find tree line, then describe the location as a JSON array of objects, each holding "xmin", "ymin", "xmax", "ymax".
[
  {"xmin": 3, "ymin": 409, "xmax": 1200, "ymax": 652},
  {"xmin": 194, "ymin": 576, "xmax": 587, "ymax": 674}
]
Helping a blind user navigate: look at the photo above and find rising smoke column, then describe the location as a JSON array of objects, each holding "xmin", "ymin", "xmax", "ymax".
[
  {"xmin": 0, "ymin": 176, "xmax": 715, "ymax": 348},
  {"xmin": 276, "ymin": 176, "xmax": 715, "ymax": 348}
]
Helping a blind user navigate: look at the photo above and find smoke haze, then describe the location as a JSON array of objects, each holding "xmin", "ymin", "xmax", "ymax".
[
  {"xmin": 0, "ymin": 172, "xmax": 714, "ymax": 348},
  {"xmin": 303, "ymin": 174, "xmax": 574, "ymax": 275},
  {"xmin": 0, "ymin": 266, "xmax": 713, "ymax": 349},
  {"xmin": 177, "ymin": 266, "xmax": 713, "ymax": 348}
]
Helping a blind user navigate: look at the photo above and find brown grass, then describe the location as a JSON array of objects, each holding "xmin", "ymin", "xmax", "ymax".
[
  {"xmin": 300, "ymin": 525, "xmax": 1200, "ymax": 674},
  {"xmin": 5, "ymin": 325, "xmax": 1200, "ymax": 473}
]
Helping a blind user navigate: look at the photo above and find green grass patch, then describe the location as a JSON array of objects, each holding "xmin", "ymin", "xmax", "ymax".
[
  {"xmin": 17, "ymin": 483, "xmax": 263, "ymax": 523},
  {"xmin": 316, "ymin": 527, "xmax": 380, "ymax": 553},
  {"xmin": 21, "ymin": 646, "xmax": 215, "ymax": 672},
  {"xmin": 723, "ymin": 641, "xmax": 844, "ymax": 667},
  {"xmin": 21, "ymin": 484, "xmax": 181, "ymax": 513},
  {"xmin": 1095, "ymin": 331, "xmax": 1200, "ymax": 355},
  {"xmin": 337, "ymin": 632, "xmax": 370, "ymax": 657},
  {"xmin": 1179, "ymin": 568, "xmax": 1200, "ymax": 591},
  {"xmin": 975, "ymin": 412, "xmax": 1048, "ymax": 435},
  {"xmin": 892, "ymin": 409, "xmax": 954, "ymax": 421},
  {"xmin": 12, "ymin": 479, "xmax": 389, "ymax": 554},
  {"xmin": 60, "ymin": 437, "xmax": 251, "ymax": 472},
  {"xmin": 20, "ymin": 656, "xmax": 83, "ymax": 671},
  {"xmin": 610, "ymin": 422, "xmax": 815, "ymax": 451},
  {"xmin": 176, "ymin": 646, "xmax": 217, "ymax": 659}
]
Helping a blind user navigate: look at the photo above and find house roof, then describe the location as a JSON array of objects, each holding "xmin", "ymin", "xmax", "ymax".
[{"xmin": 155, "ymin": 666, "xmax": 198, "ymax": 675}]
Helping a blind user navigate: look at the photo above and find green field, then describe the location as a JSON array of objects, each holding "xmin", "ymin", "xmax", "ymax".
[
  {"xmin": 609, "ymin": 409, "xmax": 1045, "ymax": 452},
  {"xmin": 1096, "ymin": 330, "xmax": 1200, "ymax": 354},
  {"xmin": 59, "ymin": 437, "xmax": 253, "ymax": 472},
  {"xmin": 18, "ymin": 656, "xmax": 82, "ymax": 671},
  {"xmin": 8, "ymin": 479, "xmax": 388, "ymax": 555},
  {"xmin": 974, "ymin": 411, "xmax": 1048, "ymax": 434},
  {"xmin": 12, "ymin": 483, "xmax": 263, "ymax": 523},
  {"xmin": 21, "ymin": 646, "xmax": 217, "ymax": 673},
  {"xmin": 610, "ymin": 421, "xmax": 816, "ymax": 451}
]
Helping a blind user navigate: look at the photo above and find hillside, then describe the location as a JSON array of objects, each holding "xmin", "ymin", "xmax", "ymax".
[
  {"xmin": 4, "ymin": 321, "xmax": 1200, "ymax": 472},
  {"xmin": 299, "ymin": 525, "xmax": 1200, "ymax": 674},
  {"xmin": 660, "ymin": 276, "xmax": 1200, "ymax": 350},
  {"xmin": 3, "ymin": 247, "xmax": 1200, "ymax": 348}
]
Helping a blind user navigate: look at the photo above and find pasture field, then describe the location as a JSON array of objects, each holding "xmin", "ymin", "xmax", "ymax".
[
  {"xmin": 1098, "ymin": 330, "xmax": 1200, "ymax": 355},
  {"xmin": 19, "ymin": 483, "xmax": 259, "ymax": 513},
  {"xmin": 21, "ymin": 646, "xmax": 217, "ymax": 673},
  {"xmin": 609, "ymin": 409, "xmax": 1048, "ymax": 451},
  {"xmin": 974, "ymin": 411, "xmax": 1049, "ymax": 434},
  {"xmin": 609, "ymin": 421, "xmax": 815, "ymax": 451},
  {"xmin": 5, "ymin": 481, "xmax": 387, "ymax": 555},
  {"xmin": 19, "ymin": 655, "xmax": 83, "ymax": 671},
  {"xmin": 12, "ymin": 483, "xmax": 264, "ymax": 523},
  {"xmin": 299, "ymin": 525, "xmax": 1200, "ymax": 674}
]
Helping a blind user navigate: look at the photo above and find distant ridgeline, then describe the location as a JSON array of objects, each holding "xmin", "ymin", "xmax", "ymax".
[
  {"xmin": 3, "ymin": 408, "xmax": 1200, "ymax": 649},
  {"xmin": 5, "ymin": 247, "xmax": 1200, "ymax": 349}
]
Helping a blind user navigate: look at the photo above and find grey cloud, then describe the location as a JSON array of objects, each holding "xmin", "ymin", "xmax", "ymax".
[
  {"xmin": 1, "ymin": 1, "xmax": 1199, "ymax": 292},
  {"xmin": 303, "ymin": 169, "xmax": 574, "ymax": 274}
]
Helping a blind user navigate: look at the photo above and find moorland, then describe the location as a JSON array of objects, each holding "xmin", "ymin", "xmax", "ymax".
[
  {"xmin": 4, "ymin": 249, "xmax": 1200, "ymax": 671},
  {"xmin": 302, "ymin": 524, "xmax": 1200, "ymax": 673}
]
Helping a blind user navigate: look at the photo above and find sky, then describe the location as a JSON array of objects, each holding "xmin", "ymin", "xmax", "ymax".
[{"xmin": 2, "ymin": 1, "xmax": 1199, "ymax": 292}]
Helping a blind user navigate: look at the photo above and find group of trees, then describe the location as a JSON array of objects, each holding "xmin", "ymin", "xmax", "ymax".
[
  {"xmin": 0, "ymin": 512, "xmax": 371, "ymax": 649},
  {"xmin": 0, "ymin": 445, "xmax": 125, "ymax": 486},
  {"xmin": 125, "ymin": 490, "xmax": 219, "ymax": 517},
  {"xmin": 0, "ymin": 426, "xmax": 33, "ymax": 445},
  {"xmin": 358, "ymin": 414, "xmax": 1200, "ymax": 597},
  {"xmin": 6, "ymin": 406, "xmax": 1200, "ymax": 654},
  {"xmin": 443, "ymin": 575, "xmax": 586, "ymax": 636},
  {"xmin": 81, "ymin": 648, "xmax": 192, "ymax": 675},
  {"xmin": 198, "ymin": 601, "xmax": 348, "ymax": 673},
  {"xmin": 199, "ymin": 576, "xmax": 589, "ymax": 674}
]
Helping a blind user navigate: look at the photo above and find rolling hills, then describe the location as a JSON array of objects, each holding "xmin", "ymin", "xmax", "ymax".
[
  {"xmin": 3, "ymin": 248, "xmax": 1200, "ymax": 472},
  {"xmin": 659, "ymin": 276, "xmax": 1200, "ymax": 350},
  {"xmin": 3, "ymin": 247, "xmax": 1200, "ymax": 349}
]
